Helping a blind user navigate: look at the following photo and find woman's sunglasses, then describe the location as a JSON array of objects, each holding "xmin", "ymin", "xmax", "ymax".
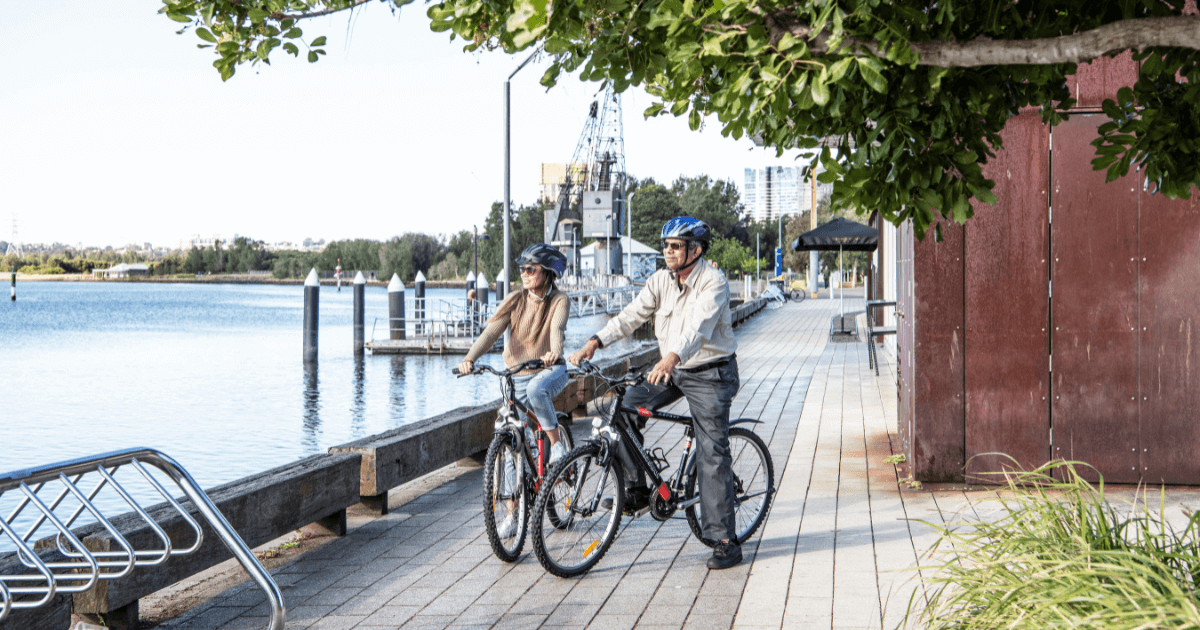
[{"xmin": 519, "ymin": 265, "xmax": 541, "ymax": 275}]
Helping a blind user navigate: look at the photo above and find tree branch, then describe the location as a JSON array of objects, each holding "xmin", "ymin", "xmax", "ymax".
[
  {"xmin": 271, "ymin": 0, "xmax": 372, "ymax": 21},
  {"xmin": 768, "ymin": 15, "xmax": 1200, "ymax": 67}
]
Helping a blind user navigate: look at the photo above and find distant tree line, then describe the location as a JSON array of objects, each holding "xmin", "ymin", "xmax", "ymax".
[{"xmin": 3, "ymin": 172, "xmax": 858, "ymax": 283}]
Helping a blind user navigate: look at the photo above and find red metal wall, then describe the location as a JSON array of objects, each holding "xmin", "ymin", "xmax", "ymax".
[
  {"xmin": 1050, "ymin": 113, "xmax": 1141, "ymax": 482},
  {"xmin": 1139, "ymin": 186, "xmax": 1200, "ymax": 483},
  {"xmin": 907, "ymin": 224, "xmax": 966, "ymax": 481},
  {"xmin": 965, "ymin": 114, "xmax": 1051, "ymax": 476},
  {"xmin": 902, "ymin": 50, "xmax": 1200, "ymax": 484}
]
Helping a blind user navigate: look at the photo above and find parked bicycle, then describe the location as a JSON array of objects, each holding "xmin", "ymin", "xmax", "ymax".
[
  {"xmin": 530, "ymin": 361, "xmax": 774, "ymax": 577},
  {"xmin": 453, "ymin": 359, "xmax": 575, "ymax": 562}
]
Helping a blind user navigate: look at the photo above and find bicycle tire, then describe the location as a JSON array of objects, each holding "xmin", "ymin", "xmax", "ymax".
[
  {"xmin": 685, "ymin": 426, "xmax": 775, "ymax": 547},
  {"xmin": 483, "ymin": 433, "xmax": 528, "ymax": 562},
  {"xmin": 532, "ymin": 444, "xmax": 624, "ymax": 578}
]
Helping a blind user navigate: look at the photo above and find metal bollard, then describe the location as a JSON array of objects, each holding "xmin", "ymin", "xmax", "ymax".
[
  {"xmin": 10, "ymin": 270, "xmax": 14, "ymax": 302},
  {"xmin": 388, "ymin": 273, "xmax": 405, "ymax": 340},
  {"xmin": 465, "ymin": 270, "xmax": 475, "ymax": 301},
  {"xmin": 477, "ymin": 271, "xmax": 490, "ymax": 307},
  {"xmin": 414, "ymin": 270, "xmax": 426, "ymax": 336},
  {"xmin": 303, "ymin": 268, "xmax": 319, "ymax": 363},
  {"xmin": 495, "ymin": 268, "xmax": 507, "ymax": 303},
  {"xmin": 353, "ymin": 271, "xmax": 365, "ymax": 356}
]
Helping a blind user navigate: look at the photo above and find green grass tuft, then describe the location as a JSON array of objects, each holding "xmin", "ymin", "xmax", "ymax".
[{"xmin": 904, "ymin": 459, "xmax": 1200, "ymax": 630}]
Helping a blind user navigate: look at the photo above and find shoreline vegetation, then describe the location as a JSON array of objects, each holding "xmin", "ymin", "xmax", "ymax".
[{"xmin": 11, "ymin": 273, "xmax": 481, "ymax": 289}]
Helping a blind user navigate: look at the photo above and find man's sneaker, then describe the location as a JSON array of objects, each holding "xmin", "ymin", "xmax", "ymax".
[
  {"xmin": 495, "ymin": 514, "xmax": 519, "ymax": 539},
  {"xmin": 707, "ymin": 541, "xmax": 743, "ymax": 570},
  {"xmin": 548, "ymin": 442, "xmax": 568, "ymax": 467}
]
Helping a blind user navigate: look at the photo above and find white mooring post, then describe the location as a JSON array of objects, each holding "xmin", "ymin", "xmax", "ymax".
[
  {"xmin": 303, "ymin": 268, "xmax": 319, "ymax": 363},
  {"xmin": 353, "ymin": 271, "xmax": 366, "ymax": 356},
  {"xmin": 388, "ymin": 273, "xmax": 405, "ymax": 340}
]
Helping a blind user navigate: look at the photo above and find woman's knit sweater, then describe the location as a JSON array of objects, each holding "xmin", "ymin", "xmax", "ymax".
[{"xmin": 464, "ymin": 287, "xmax": 570, "ymax": 372}]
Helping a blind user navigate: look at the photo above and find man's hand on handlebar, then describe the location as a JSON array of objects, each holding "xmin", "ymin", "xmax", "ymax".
[
  {"xmin": 541, "ymin": 351, "xmax": 560, "ymax": 366},
  {"xmin": 646, "ymin": 353, "xmax": 681, "ymax": 386},
  {"xmin": 569, "ymin": 338, "xmax": 600, "ymax": 366}
]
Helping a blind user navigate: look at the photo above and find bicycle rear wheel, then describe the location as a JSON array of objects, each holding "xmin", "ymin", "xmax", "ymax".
[
  {"xmin": 685, "ymin": 426, "xmax": 775, "ymax": 546},
  {"xmin": 483, "ymin": 433, "xmax": 528, "ymax": 562},
  {"xmin": 532, "ymin": 444, "xmax": 624, "ymax": 578}
]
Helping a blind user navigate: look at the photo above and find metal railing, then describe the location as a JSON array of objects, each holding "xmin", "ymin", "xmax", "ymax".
[
  {"xmin": 565, "ymin": 285, "xmax": 638, "ymax": 317},
  {"xmin": 369, "ymin": 297, "xmax": 494, "ymax": 342},
  {"xmin": 0, "ymin": 448, "xmax": 285, "ymax": 630}
]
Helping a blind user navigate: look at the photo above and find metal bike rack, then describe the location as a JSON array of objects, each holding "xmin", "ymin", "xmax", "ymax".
[{"xmin": 0, "ymin": 448, "xmax": 285, "ymax": 629}]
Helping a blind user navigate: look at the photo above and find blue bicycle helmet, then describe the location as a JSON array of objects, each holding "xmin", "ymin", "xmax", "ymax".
[
  {"xmin": 661, "ymin": 217, "xmax": 712, "ymax": 253},
  {"xmin": 516, "ymin": 243, "xmax": 568, "ymax": 279}
]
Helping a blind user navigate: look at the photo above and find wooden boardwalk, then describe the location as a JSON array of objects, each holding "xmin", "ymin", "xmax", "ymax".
[{"xmin": 152, "ymin": 298, "xmax": 975, "ymax": 629}]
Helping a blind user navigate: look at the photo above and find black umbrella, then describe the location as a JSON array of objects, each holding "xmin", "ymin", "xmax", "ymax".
[
  {"xmin": 792, "ymin": 217, "xmax": 879, "ymax": 334},
  {"xmin": 791, "ymin": 217, "xmax": 879, "ymax": 252}
]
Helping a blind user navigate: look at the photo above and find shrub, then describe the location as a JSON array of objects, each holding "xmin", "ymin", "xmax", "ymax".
[{"xmin": 906, "ymin": 459, "xmax": 1200, "ymax": 630}]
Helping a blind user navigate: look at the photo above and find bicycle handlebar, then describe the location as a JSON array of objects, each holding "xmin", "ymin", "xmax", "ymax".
[
  {"xmin": 573, "ymin": 360, "xmax": 647, "ymax": 388},
  {"xmin": 452, "ymin": 358, "xmax": 547, "ymax": 378}
]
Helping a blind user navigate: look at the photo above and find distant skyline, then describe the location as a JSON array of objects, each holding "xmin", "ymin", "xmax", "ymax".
[{"xmin": 2, "ymin": 2, "xmax": 810, "ymax": 249}]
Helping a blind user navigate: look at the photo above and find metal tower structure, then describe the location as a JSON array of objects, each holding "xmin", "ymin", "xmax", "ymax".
[
  {"xmin": 544, "ymin": 85, "xmax": 628, "ymax": 276},
  {"xmin": 6, "ymin": 214, "xmax": 22, "ymax": 258}
]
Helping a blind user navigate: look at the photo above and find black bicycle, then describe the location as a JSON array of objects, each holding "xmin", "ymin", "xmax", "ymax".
[
  {"xmin": 530, "ymin": 361, "xmax": 774, "ymax": 577},
  {"xmin": 453, "ymin": 359, "xmax": 574, "ymax": 562}
]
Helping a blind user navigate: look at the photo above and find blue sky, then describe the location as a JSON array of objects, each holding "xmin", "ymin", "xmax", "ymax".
[{"xmin": 1, "ymin": 1, "xmax": 805, "ymax": 249}]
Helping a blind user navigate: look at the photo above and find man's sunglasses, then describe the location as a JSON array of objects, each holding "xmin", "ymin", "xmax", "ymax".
[
  {"xmin": 518, "ymin": 265, "xmax": 541, "ymax": 275},
  {"xmin": 661, "ymin": 241, "xmax": 693, "ymax": 252}
]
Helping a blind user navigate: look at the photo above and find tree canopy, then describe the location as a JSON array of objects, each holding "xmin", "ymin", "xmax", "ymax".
[{"xmin": 161, "ymin": 0, "xmax": 1200, "ymax": 238}]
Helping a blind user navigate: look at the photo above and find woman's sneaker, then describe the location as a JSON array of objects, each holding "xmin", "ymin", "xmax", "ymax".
[
  {"xmin": 548, "ymin": 442, "xmax": 568, "ymax": 467},
  {"xmin": 496, "ymin": 514, "xmax": 519, "ymax": 539}
]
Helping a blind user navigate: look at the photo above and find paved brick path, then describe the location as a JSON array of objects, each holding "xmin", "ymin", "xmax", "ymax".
[{"xmin": 159, "ymin": 298, "xmax": 939, "ymax": 630}]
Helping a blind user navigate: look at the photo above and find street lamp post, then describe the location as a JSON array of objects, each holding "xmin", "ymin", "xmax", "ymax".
[
  {"xmin": 625, "ymin": 190, "xmax": 635, "ymax": 281},
  {"xmin": 504, "ymin": 47, "xmax": 541, "ymax": 347},
  {"xmin": 473, "ymin": 225, "xmax": 491, "ymax": 280}
]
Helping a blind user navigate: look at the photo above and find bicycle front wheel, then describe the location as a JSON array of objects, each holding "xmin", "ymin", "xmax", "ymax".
[
  {"xmin": 532, "ymin": 444, "xmax": 624, "ymax": 578},
  {"xmin": 685, "ymin": 426, "xmax": 775, "ymax": 546},
  {"xmin": 483, "ymin": 433, "xmax": 528, "ymax": 562}
]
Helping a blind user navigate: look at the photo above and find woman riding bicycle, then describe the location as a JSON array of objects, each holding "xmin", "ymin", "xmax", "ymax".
[{"xmin": 459, "ymin": 243, "xmax": 572, "ymax": 470}]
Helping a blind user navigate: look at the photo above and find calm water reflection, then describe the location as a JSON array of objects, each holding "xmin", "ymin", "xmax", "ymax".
[{"xmin": 1, "ymin": 282, "xmax": 643, "ymax": 490}]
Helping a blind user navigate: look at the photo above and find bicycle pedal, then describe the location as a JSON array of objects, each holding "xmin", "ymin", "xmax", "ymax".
[{"xmin": 633, "ymin": 506, "xmax": 651, "ymax": 518}]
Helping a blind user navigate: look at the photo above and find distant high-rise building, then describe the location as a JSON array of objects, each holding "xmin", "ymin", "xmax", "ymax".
[{"xmin": 744, "ymin": 165, "xmax": 833, "ymax": 223}]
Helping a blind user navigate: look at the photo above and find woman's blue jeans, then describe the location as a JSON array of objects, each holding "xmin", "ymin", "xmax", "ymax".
[{"xmin": 511, "ymin": 364, "xmax": 569, "ymax": 431}]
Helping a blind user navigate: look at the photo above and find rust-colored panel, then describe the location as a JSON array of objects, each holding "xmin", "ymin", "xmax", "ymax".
[
  {"xmin": 1139, "ymin": 188, "xmax": 1200, "ymax": 483},
  {"xmin": 1065, "ymin": 51, "xmax": 1138, "ymax": 110},
  {"xmin": 912, "ymin": 223, "xmax": 965, "ymax": 482},
  {"xmin": 1051, "ymin": 113, "xmax": 1139, "ymax": 482},
  {"xmin": 965, "ymin": 113, "xmax": 1051, "ymax": 477}
]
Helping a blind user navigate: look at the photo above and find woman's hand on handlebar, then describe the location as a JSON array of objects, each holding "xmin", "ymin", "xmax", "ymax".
[{"xmin": 457, "ymin": 359, "xmax": 474, "ymax": 376}]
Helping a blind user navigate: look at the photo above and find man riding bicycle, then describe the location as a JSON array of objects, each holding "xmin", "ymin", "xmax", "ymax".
[{"xmin": 569, "ymin": 217, "xmax": 743, "ymax": 570}]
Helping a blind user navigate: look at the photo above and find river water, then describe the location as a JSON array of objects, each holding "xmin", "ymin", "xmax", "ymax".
[{"xmin": 0, "ymin": 281, "xmax": 642, "ymax": 490}]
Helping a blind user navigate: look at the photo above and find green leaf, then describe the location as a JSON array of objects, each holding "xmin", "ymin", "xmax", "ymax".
[
  {"xmin": 856, "ymin": 57, "xmax": 886, "ymax": 93},
  {"xmin": 811, "ymin": 80, "xmax": 830, "ymax": 106},
  {"xmin": 777, "ymin": 32, "xmax": 796, "ymax": 52},
  {"xmin": 166, "ymin": 12, "xmax": 191, "ymax": 23},
  {"xmin": 311, "ymin": 36, "xmax": 327, "ymax": 47},
  {"xmin": 283, "ymin": 28, "xmax": 302, "ymax": 39},
  {"xmin": 308, "ymin": 50, "xmax": 318, "ymax": 63},
  {"xmin": 828, "ymin": 57, "xmax": 854, "ymax": 82},
  {"xmin": 248, "ymin": 8, "xmax": 270, "ymax": 23},
  {"xmin": 195, "ymin": 28, "xmax": 217, "ymax": 43},
  {"xmin": 283, "ymin": 42, "xmax": 299, "ymax": 56}
]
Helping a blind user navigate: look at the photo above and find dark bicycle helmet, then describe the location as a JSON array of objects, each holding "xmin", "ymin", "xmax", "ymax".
[
  {"xmin": 661, "ymin": 216, "xmax": 712, "ymax": 253},
  {"xmin": 516, "ymin": 243, "xmax": 568, "ymax": 279}
]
